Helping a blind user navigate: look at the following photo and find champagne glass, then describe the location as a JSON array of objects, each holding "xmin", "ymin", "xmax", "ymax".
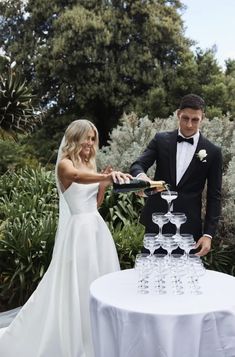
[
  {"xmin": 169, "ymin": 212, "xmax": 187, "ymax": 243},
  {"xmin": 170, "ymin": 258, "xmax": 185, "ymax": 295},
  {"xmin": 152, "ymin": 257, "xmax": 168, "ymax": 295},
  {"xmin": 143, "ymin": 233, "xmax": 160, "ymax": 258},
  {"xmin": 152, "ymin": 213, "xmax": 169, "ymax": 243},
  {"xmin": 187, "ymin": 256, "xmax": 206, "ymax": 295},
  {"xmin": 135, "ymin": 253, "xmax": 151, "ymax": 294},
  {"xmin": 161, "ymin": 234, "xmax": 178, "ymax": 264},
  {"xmin": 178, "ymin": 234, "xmax": 195, "ymax": 262},
  {"xmin": 160, "ymin": 191, "xmax": 178, "ymax": 217}
]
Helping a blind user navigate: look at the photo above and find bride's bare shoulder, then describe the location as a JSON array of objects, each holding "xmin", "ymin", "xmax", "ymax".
[{"xmin": 58, "ymin": 158, "xmax": 75, "ymax": 170}]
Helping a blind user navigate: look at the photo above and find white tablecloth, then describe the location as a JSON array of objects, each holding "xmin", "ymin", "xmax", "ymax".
[{"xmin": 90, "ymin": 269, "xmax": 235, "ymax": 357}]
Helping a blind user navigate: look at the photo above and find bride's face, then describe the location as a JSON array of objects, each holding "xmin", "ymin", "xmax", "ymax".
[{"xmin": 80, "ymin": 129, "xmax": 96, "ymax": 159}]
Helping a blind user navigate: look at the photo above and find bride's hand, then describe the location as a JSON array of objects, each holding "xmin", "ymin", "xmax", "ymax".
[
  {"xmin": 106, "ymin": 171, "xmax": 132, "ymax": 184},
  {"xmin": 101, "ymin": 167, "xmax": 132, "ymax": 186},
  {"xmin": 101, "ymin": 165, "xmax": 113, "ymax": 175}
]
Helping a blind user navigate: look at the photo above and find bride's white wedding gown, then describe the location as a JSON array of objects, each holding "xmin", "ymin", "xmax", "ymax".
[{"xmin": 0, "ymin": 182, "xmax": 120, "ymax": 357}]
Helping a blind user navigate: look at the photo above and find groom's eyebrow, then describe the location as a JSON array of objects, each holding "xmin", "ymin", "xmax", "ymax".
[{"xmin": 181, "ymin": 115, "xmax": 200, "ymax": 121}]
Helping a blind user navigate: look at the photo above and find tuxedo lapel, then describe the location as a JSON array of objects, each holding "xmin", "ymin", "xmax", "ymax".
[
  {"xmin": 177, "ymin": 132, "xmax": 207, "ymax": 189},
  {"xmin": 168, "ymin": 130, "xmax": 178, "ymax": 187}
]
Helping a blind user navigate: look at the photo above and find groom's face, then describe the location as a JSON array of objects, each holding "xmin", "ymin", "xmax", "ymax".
[{"xmin": 177, "ymin": 108, "xmax": 203, "ymax": 137}]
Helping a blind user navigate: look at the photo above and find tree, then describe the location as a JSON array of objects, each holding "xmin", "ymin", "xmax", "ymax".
[
  {"xmin": 0, "ymin": 0, "xmax": 193, "ymax": 143},
  {"xmin": 1, "ymin": 0, "xmax": 234, "ymax": 150}
]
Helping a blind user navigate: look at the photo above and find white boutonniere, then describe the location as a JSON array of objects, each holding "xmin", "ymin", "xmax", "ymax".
[{"xmin": 196, "ymin": 149, "xmax": 207, "ymax": 162}]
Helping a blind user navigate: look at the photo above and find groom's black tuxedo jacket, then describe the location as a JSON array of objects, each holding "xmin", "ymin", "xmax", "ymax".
[{"xmin": 130, "ymin": 129, "xmax": 223, "ymax": 240}]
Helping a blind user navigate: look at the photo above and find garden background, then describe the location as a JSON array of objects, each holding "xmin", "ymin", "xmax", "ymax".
[{"xmin": 0, "ymin": 0, "xmax": 235, "ymax": 311}]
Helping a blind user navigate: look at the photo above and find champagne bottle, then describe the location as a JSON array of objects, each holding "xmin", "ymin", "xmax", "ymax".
[{"xmin": 113, "ymin": 178, "xmax": 168, "ymax": 194}]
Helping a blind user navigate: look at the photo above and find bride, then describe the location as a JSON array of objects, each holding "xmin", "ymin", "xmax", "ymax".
[{"xmin": 0, "ymin": 119, "xmax": 131, "ymax": 357}]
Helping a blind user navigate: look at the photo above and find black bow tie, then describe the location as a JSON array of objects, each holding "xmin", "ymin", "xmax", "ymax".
[{"xmin": 177, "ymin": 135, "xmax": 194, "ymax": 145}]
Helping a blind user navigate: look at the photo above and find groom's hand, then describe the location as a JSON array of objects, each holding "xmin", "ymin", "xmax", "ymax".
[{"xmin": 195, "ymin": 236, "xmax": 212, "ymax": 256}]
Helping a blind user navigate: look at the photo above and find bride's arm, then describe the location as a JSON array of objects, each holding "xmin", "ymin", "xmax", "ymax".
[
  {"xmin": 57, "ymin": 159, "xmax": 131, "ymax": 190},
  {"xmin": 57, "ymin": 159, "xmax": 111, "ymax": 189}
]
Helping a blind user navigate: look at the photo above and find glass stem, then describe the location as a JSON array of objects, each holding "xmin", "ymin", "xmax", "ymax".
[
  {"xmin": 167, "ymin": 202, "xmax": 171, "ymax": 214},
  {"xmin": 176, "ymin": 224, "xmax": 181, "ymax": 235}
]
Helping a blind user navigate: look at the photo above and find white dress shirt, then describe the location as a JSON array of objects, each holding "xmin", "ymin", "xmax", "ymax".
[{"xmin": 176, "ymin": 130, "xmax": 199, "ymax": 185}]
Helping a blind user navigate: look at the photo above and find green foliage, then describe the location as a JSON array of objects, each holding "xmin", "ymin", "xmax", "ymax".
[
  {"xmin": 97, "ymin": 112, "xmax": 177, "ymax": 174},
  {"xmin": 202, "ymin": 240, "xmax": 235, "ymax": 276},
  {"xmin": 2, "ymin": 0, "xmax": 235, "ymax": 147},
  {"xmin": 26, "ymin": 111, "xmax": 78, "ymax": 165},
  {"xmin": 111, "ymin": 223, "xmax": 144, "ymax": 270},
  {"xmin": 0, "ymin": 138, "xmax": 39, "ymax": 174},
  {"xmin": 99, "ymin": 186, "xmax": 144, "ymax": 230},
  {"xmin": 0, "ymin": 167, "xmax": 58, "ymax": 309},
  {"xmin": 0, "ymin": 0, "xmax": 198, "ymax": 142},
  {"xmin": 0, "ymin": 64, "xmax": 42, "ymax": 138}
]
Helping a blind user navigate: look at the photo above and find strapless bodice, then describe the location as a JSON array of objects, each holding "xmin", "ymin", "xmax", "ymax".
[{"xmin": 63, "ymin": 182, "xmax": 99, "ymax": 214}]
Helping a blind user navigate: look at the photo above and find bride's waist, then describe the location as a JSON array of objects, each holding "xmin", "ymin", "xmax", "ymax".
[{"xmin": 70, "ymin": 206, "xmax": 98, "ymax": 215}]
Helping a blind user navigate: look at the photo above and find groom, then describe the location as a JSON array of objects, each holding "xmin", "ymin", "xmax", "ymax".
[{"xmin": 130, "ymin": 94, "xmax": 223, "ymax": 256}]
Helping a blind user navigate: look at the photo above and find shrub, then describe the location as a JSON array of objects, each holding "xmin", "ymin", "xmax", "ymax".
[
  {"xmin": 99, "ymin": 187, "xmax": 144, "ymax": 230},
  {"xmin": 0, "ymin": 138, "xmax": 39, "ymax": 175},
  {"xmin": 111, "ymin": 223, "xmax": 144, "ymax": 270},
  {"xmin": 0, "ymin": 167, "xmax": 58, "ymax": 310},
  {"xmin": 97, "ymin": 112, "xmax": 178, "ymax": 176},
  {"xmin": 202, "ymin": 240, "xmax": 235, "ymax": 276}
]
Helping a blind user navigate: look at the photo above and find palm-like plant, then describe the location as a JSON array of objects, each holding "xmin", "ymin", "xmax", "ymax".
[{"xmin": 0, "ymin": 64, "xmax": 42, "ymax": 138}]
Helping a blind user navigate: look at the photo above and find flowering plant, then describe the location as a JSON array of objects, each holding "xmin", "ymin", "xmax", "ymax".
[{"xmin": 196, "ymin": 149, "xmax": 207, "ymax": 162}]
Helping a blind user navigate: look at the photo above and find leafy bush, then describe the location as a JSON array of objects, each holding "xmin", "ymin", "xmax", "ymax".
[
  {"xmin": 111, "ymin": 223, "xmax": 144, "ymax": 270},
  {"xmin": 0, "ymin": 167, "xmax": 58, "ymax": 310},
  {"xmin": 99, "ymin": 187, "xmax": 144, "ymax": 230},
  {"xmin": 202, "ymin": 240, "xmax": 235, "ymax": 276},
  {"xmin": 0, "ymin": 138, "xmax": 39, "ymax": 174},
  {"xmin": 97, "ymin": 112, "xmax": 177, "ymax": 175}
]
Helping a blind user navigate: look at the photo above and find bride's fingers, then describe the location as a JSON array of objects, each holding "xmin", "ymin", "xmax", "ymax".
[
  {"xmin": 111, "ymin": 171, "xmax": 133, "ymax": 183},
  {"xmin": 101, "ymin": 166, "xmax": 113, "ymax": 174},
  {"xmin": 111, "ymin": 171, "xmax": 124, "ymax": 183}
]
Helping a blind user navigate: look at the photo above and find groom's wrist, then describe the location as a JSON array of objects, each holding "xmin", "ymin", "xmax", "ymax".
[{"xmin": 136, "ymin": 172, "xmax": 150, "ymax": 181}]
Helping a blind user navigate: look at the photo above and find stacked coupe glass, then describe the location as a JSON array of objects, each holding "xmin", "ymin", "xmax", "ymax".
[{"xmin": 135, "ymin": 191, "xmax": 206, "ymax": 295}]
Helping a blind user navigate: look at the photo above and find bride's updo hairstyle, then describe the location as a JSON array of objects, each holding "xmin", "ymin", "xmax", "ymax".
[{"xmin": 61, "ymin": 119, "xmax": 99, "ymax": 170}]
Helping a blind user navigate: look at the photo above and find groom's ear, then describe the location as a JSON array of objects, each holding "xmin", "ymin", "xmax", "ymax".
[
  {"xmin": 176, "ymin": 109, "xmax": 180, "ymax": 118},
  {"xmin": 198, "ymin": 111, "xmax": 205, "ymax": 123}
]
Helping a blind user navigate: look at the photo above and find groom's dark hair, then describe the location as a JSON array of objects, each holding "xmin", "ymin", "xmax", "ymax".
[{"xmin": 179, "ymin": 94, "xmax": 205, "ymax": 111}]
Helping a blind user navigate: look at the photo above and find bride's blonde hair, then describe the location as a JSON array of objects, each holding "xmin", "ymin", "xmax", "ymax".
[{"xmin": 61, "ymin": 119, "xmax": 99, "ymax": 170}]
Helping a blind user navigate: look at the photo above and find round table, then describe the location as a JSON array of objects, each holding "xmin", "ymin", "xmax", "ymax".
[{"xmin": 90, "ymin": 269, "xmax": 235, "ymax": 357}]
